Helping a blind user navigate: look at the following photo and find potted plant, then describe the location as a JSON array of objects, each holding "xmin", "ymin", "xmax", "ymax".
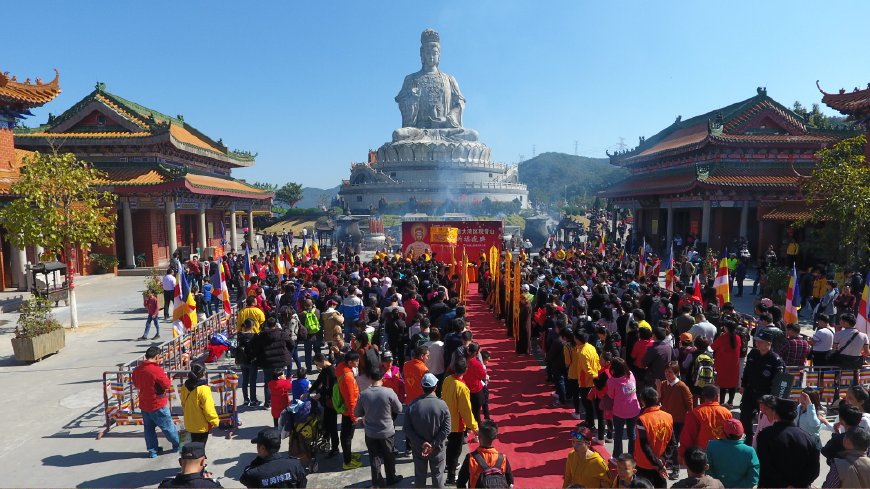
[
  {"xmin": 143, "ymin": 269, "xmax": 163, "ymax": 299},
  {"xmin": 90, "ymin": 253, "xmax": 119, "ymax": 275},
  {"xmin": 11, "ymin": 296, "xmax": 65, "ymax": 362}
]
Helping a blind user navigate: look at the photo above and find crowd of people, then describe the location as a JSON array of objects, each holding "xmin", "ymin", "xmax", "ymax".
[
  {"xmin": 491, "ymin": 239, "xmax": 870, "ymax": 488},
  {"xmin": 130, "ymin": 229, "xmax": 870, "ymax": 488},
  {"xmin": 134, "ymin": 242, "xmax": 516, "ymax": 488}
]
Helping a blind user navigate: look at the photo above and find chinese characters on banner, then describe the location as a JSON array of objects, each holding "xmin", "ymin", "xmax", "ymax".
[{"xmin": 402, "ymin": 220, "xmax": 503, "ymax": 261}]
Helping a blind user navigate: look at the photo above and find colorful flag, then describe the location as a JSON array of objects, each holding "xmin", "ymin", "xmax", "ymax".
[
  {"xmin": 311, "ymin": 241, "xmax": 320, "ymax": 259},
  {"xmin": 217, "ymin": 257, "xmax": 232, "ymax": 316},
  {"xmin": 856, "ymin": 271, "xmax": 870, "ymax": 334},
  {"xmin": 598, "ymin": 235, "xmax": 606, "ymax": 255},
  {"xmin": 172, "ymin": 268, "xmax": 198, "ymax": 336},
  {"xmin": 220, "ymin": 219, "xmax": 227, "ymax": 247},
  {"xmin": 783, "ymin": 264, "xmax": 800, "ymax": 324},
  {"xmin": 691, "ymin": 274, "xmax": 703, "ymax": 303},
  {"xmin": 713, "ymin": 257, "xmax": 731, "ymax": 307},
  {"xmin": 664, "ymin": 244, "xmax": 675, "ymax": 291},
  {"xmin": 283, "ymin": 247, "xmax": 294, "ymax": 270},
  {"xmin": 274, "ymin": 253, "xmax": 286, "ymax": 277},
  {"xmin": 243, "ymin": 246, "xmax": 252, "ymax": 280},
  {"xmin": 638, "ymin": 239, "xmax": 646, "ymax": 277}
]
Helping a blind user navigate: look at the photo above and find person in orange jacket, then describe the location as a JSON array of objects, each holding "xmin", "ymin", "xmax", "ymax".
[
  {"xmin": 337, "ymin": 351, "xmax": 362, "ymax": 470},
  {"xmin": 404, "ymin": 345, "xmax": 430, "ymax": 403},
  {"xmin": 679, "ymin": 385, "xmax": 732, "ymax": 464}
]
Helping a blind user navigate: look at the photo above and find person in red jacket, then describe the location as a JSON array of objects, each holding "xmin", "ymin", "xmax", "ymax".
[
  {"xmin": 131, "ymin": 346, "xmax": 180, "ymax": 457},
  {"xmin": 139, "ymin": 290, "xmax": 161, "ymax": 340},
  {"xmin": 464, "ymin": 342, "xmax": 487, "ymax": 427}
]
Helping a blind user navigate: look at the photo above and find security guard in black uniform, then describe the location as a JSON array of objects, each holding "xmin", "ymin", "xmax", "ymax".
[
  {"xmin": 158, "ymin": 442, "xmax": 222, "ymax": 488},
  {"xmin": 739, "ymin": 329, "xmax": 785, "ymax": 445},
  {"xmin": 240, "ymin": 428, "xmax": 307, "ymax": 488}
]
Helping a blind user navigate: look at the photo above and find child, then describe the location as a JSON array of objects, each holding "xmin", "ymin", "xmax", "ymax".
[
  {"xmin": 563, "ymin": 426, "xmax": 610, "ymax": 489},
  {"xmin": 291, "ymin": 367, "xmax": 310, "ymax": 401},
  {"xmin": 590, "ymin": 353, "xmax": 614, "ymax": 440},
  {"xmin": 268, "ymin": 368, "xmax": 292, "ymax": 427},
  {"xmin": 671, "ymin": 447, "xmax": 724, "ymax": 488},
  {"xmin": 480, "ymin": 350, "xmax": 491, "ymax": 420},
  {"xmin": 456, "ymin": 420, "xmax": 514, "ymax": 488},
  {"xmin": 613, "ymin": 453, "xmax": 638, "ymax": 488}
]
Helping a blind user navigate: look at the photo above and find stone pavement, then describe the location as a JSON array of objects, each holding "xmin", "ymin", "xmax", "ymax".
[{"xmin": 0, "ymin": 272, "xmax": 830, "ymax": 488}]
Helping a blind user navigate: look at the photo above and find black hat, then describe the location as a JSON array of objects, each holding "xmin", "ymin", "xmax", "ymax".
[
  {"xmin": 754, "ymin": 329, "xmax": 776, "ymax": 343},
  {"xmin": 774, "ymin": 397, "xmax": 798, "ymax": 419},
  {"xmin": 251, "ymin": 428, "xmax": 282, "ymax": 451},
  {"xmin": 180, "ymin": 442, "xmax": 206, "ymax": 460}
]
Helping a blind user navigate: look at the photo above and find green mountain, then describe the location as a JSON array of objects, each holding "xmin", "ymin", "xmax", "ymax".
[
  {"xmin": 296, "ymin": 185, "xmax": 340, "ymax": 209},
  {"xmin": 518, "ymin": 152, "xmax": 628, "ymax": 205}
]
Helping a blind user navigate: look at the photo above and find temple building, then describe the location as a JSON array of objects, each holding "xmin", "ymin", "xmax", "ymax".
[
  {"xmin": 338, "ymin": 29, "xmax": 527, "ymax": 214},
  {"xmin": 14, "ymin": 82, "xmax": 272, "ymax": 272},
  {"xmin": 0, "ymin": 69, "xmax": 61, "ymax": 291},
  {"xmin": 818, "ymin": 80, "xmax": 870, "ymax": 157},
  {"xmin": 602, "ymin": 88, "xmax": 858, "ymax": 257}
]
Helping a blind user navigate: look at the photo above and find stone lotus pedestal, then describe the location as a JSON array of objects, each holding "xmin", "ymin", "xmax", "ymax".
[{"xmin": 11, "ymin": 327, "xmax": 65, "ymax": 362}]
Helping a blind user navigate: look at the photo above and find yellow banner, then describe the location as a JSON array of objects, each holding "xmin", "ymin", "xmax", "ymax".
[{"xmin": 431, "ymin": 226, "xmax": 459, "ymax": 244}]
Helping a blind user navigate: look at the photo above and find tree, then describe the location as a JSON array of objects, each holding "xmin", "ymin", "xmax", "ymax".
[
  {"xmin": 0, "ymin": 152, "xmax": 117, "ymax": 328},
  {"xmin": 275, "ymin": 182, "xmax": 303, "ymax": 207},
  {"xmin": 800, "ymin": 135, "xmax": 870, "ymax": 267},
  {"xmin": 792, "ymin": 101, "xmax": 851, "ymax": 130},
  {"xmin": 250, "ymin": 181, "xmax": 278, "ymax": 192}
]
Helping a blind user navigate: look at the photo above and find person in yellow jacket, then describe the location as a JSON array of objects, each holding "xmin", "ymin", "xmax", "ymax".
[
  {"xmin": 563, "ymin": 426, "xmax": 610, "ymax": 489},
  {"xmin": 576, "ymin": 332, "xmax": 601, "ymax": 428},
  {"xmin": 236, "ymin": 296, "xmax": 265, "ymax": 334},
  {"xmin": 564, "ymin": 332, "xmax": 582, "ymax": 420},
  {"xmin": 180, "ymin": 363, "xmax": 220, "ymax": 445},
  {"xmin": 442, "ymin": 356, "xmax": 479, "ymax": 486}
]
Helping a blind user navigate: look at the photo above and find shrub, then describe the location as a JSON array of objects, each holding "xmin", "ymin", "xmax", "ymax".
[
  {"xmin": 89, "ymin": 253, "xmax": 119, "ymax": 273},
  {"xmin": 144, "ymin": 269, "xmax": 163, "ymax": 298},
  {"xmin": 15, "ymin": 296, "xmax": 63, "ymax": 338}
]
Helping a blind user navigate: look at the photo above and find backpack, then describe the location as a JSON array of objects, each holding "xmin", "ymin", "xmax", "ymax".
[
  {"xmin": 471, "ymin": 451, "xmax": 509, "ymax": 488},
  {"xmin": 301, "ymin": 310, "xmax": 321, "ymax": 334},
  {"xmin": 332, "ymin": 382, "xmax": 346, "ymax": 414},
  {"xmin": 296, "ymin": 315, "xmax": 309, "ymax": 342},
  {"xmin": 692, "ymin": 353, "xmax": 716, "ymax": 388}
]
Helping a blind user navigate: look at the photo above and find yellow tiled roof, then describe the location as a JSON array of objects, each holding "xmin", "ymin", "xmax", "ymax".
[
  {"xmin": 185, "ymin": 174, "xmax": 272, "ymax": 196},
  {"xmin": 170, "ymin": 125, "xmax": 225, "ymax": 154},
  {"xmin": 92, "ymin": 167, "xmax": 169, "ymax": 186},
  {"xmin": 0, "ymin": 69, "xmax": 61, "ymax": 107}
]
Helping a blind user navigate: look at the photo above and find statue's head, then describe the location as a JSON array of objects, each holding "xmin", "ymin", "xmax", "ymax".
[{"xmin": 420, "ymin": 29, "xmax": 441, "ymax": 70}]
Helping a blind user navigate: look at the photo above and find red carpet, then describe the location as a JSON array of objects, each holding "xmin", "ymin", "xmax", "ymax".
[{"xmin": 465, "ymin": 284, "xmax": 569, "ymax": 488}]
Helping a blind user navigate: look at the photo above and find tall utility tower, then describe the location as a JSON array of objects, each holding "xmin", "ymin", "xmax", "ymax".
[
  {"xmin": 518, "ymin": 154, "xmax": 525, "ymax": 163},
  {"xmin": 532, "ymin": 145, "xmax": 536, "ymax": 157},
  {"xmin": 574, "ymin": 140, "xmax": 578, "ymax": 156},
  {"xmin": 616, "ymin": 137, "xmax": 627, "ymax": 151}
]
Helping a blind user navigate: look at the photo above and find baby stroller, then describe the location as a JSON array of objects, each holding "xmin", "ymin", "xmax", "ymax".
[{"xmin": 280, "ymin": 398, "xmax": 327, "ymax": 473}]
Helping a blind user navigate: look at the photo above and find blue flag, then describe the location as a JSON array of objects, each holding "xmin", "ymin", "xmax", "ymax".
[
  {"xmin": 791, "ymin": 263, "xmax": 802, "ymax": 308},
  {"xmin": 243, "ymin": 247, "xmax": 252, "ymax": 280}
]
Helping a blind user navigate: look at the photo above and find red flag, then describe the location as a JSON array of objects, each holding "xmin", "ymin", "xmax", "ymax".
[{"xmin": 691, "ymin": 275, "xmax": 703, "ymax": 303}]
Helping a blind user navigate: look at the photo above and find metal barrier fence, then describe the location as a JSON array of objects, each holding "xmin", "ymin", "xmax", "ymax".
[
  {"xmin": 786, "ymin": 365, "xmax": 870, "ymax": 407},
  {"xmin": 99, "ymin": 368, "xmax": 238, "ymax": 440},
  {"xmin": 98, "ymin": 307, "xmax": 239, "ymax": 439}
]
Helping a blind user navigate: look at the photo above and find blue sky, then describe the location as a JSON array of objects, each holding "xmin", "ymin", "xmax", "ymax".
[{"xmin": 6, "ymin": 1, "xmax": 869, "ymax": 188}]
